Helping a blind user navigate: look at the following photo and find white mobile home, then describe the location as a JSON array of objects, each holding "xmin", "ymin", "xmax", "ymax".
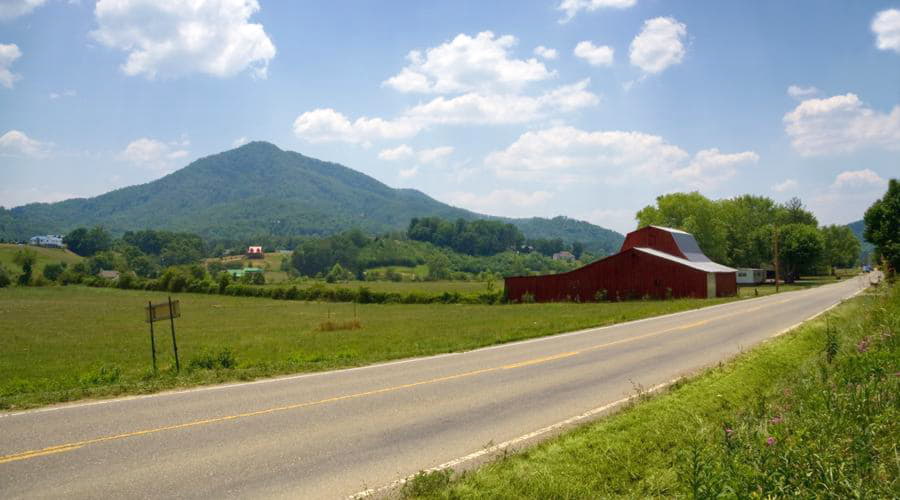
[{"xmin": 736, "ymin": 268, "xmax": 766, "ymax": 285}]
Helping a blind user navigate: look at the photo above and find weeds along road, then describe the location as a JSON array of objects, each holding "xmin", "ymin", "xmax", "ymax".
[{"xmin": 0, "ymin": 274, "xmax": 876, "ymax": 499}]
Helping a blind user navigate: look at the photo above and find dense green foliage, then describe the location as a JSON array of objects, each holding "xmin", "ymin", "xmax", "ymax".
[
  {"xmin": 1, "ymin": 142, "xmax": 623, "ymax": 252},
  {"xmin": 63, "ymin": 226, "xmax": 112, "ymax": 257},
  {"xmin": 637, "ymin": 192, "xmax": 860, "ymax": 279},
  {"xmin": 408, "ymin": 217, "xmax": 524, "ymax": 256},
  {"xmin": 405, "ymin": 282, "xmax": 897, "ymax": 499},
  {"xmin": 864, "ymin": 178, "xmax": 900, "ymax": 275},
  {"xmin": 847, "ymin": 219, "xmax": 875, "ymax": 265}
]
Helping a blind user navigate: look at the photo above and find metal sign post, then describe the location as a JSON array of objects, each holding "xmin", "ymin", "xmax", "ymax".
[{"xmin": 145, "ymin": 298, "xmax": 182, "ymax": 372}]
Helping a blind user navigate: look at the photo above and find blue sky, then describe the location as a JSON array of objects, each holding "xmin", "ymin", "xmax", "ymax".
[{"xmin": 1, "ymin": 0, "xmax": 898, "ymax": 233}]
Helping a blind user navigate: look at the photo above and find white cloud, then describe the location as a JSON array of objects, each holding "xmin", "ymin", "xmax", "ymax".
[
  {"xmin": 120, "ymin": 137, "xmax": 190, "ymax": 170},
  {"xmin": 534, "ymin": 46, "xmax": 558, "ymax": 60},
  {"xmin": 382, "ymin": 31, "xmax": 554, "ymax": 94},
  {"xmin": 296, "ymin": 80, "xmax": 599, "ymax": 144},
  {"xmin": 787, "ymin": 85, "xmax": 818, "ymax": 99},
  {"xmin": 232, "ymin": 136, "xmax": 250, "ymax": 148},
  {"xmin": 671, "ymin": 149, "xmax": 759, "ymax": 190},
  {"xmin": 574, "ymin": 41, "xmax": 614, "ymax": 66},
  {"xmin": 0, "ymin": 0, "xmax": 46, "ymax": 21},
  {"xmin": 49, "ymin": 89, "xmax": 77, "ymax": 99},
  {"xmin": 0, "ymin": 130, "xmax": 49, "ymax": 157},
  {"xmin": 629, "ymin": 17, "xmax": 687, "ymax": 74},
  {"xmin": 810, "ymin": 169, "xmax": 889, "ymax": 225},
  {"xmin": 486, "ymin": 125, "xmax": 756, "ymax": 189},
  {"xmin": 557, "ymin": 0, "xmax": 636, "ymax": 23},
  {"xmin": 398, "ymin": 166, "xmax": 419, "ymax": 179},
  {"xmin": 292, "ymin": 108, "xmax": 421, "ymax": 145},
  {"xmin": 443, "ymin": 189, "xmax": 554, "ymax": 217},
  {"xmin": 0, "ymin": 43, "xmax": 22, "ymax": 88},
  {"xmin": 378, "ymin": 144, "xmax": 453, "ymax": 164},
  {"xmin": 832, "ymin": 169, "xmax": 887, "ymax": 189},
  {"xmin": 872, "ymin": 8, "xmax": 900, "ymax": 53},
  {"xmin": 772, "ymin": 179, "xmax": 798, "ymax": 193},
  {"xmin": 405, "ymin": 79, "xmax": 599, "ymax": 125},
  {"xmin": 783, "ymin": 93, "xmax": 900, "ymax": 155},
  {"xmin": 91, "ymin": 0, "xmax": 276, "ymax": 79}
]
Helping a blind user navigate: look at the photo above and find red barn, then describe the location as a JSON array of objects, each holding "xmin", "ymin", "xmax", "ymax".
[
  {"xmin": 246, "ymin": 246, "xmax": 265, "ymax": 259},
  {"xmin": 505, "ymin": 226, "xmax": 736, "ymax": 302}
]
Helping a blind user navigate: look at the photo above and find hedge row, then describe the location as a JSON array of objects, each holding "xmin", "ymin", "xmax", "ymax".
[{"xmin": 79, "ymin": 274, "xmax": 506, "ymax": 305}]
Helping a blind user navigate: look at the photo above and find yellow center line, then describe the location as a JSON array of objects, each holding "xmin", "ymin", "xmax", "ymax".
[{"xmin": 0, "ymin": 298, "xmax": 796, "ymax": 465}]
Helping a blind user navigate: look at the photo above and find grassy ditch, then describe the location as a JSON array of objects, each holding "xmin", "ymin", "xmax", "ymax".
[
  {"xmin": 0, "ymin": 286, "xmax": 740, "ymax": 410},
  {"xmin": 403, "ymin": 281, "xmax": 899, "ymax": 499}
]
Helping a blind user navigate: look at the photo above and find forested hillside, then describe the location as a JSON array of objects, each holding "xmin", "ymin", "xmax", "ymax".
[{"xmin": 1, "ymin": 142, "xmax": 623, "ymax": 252}]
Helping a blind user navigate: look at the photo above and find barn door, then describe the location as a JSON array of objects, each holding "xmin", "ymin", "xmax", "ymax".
[{"xmin": 707, "ymin": 273, "xmax": 716, "ymax": 298}]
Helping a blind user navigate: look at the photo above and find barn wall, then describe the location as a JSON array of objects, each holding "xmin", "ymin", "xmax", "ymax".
[
  {"xmin": 505, "ymin": 249, "xmax": 709, "ymax": 302},
  {"xmin": 619, "ymin": 226, "xmax": 685, "ymax": 258},
  {"xmin": 715, "ymin": 272, "xmax": 737, "ymax": 297}
]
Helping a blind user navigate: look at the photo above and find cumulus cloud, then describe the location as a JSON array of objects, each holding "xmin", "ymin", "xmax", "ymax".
[
  {"xmin": 295, "ymin": 80, "xmax": 599, "ymax": 144},
  {"xmin": 783, "ymin": 93, "xmax": 900, "ymax": 155},
  {"xmin": 382, "ymin": 31, "xmax": 554, "ymax": 94},
  {"xmin": 534, "ymin": 45, "xmax": 558, "ymax": 60},
  {"xmin": 787, "ymin": 85, "xmax": 818, "ymax": 99},
  {"xmin": 629, "ymin": 17, "xmax": 687, "ymax": 74},
  {"xmin": 574, "ymin": 41, "xmax": 614, "ymax": 66},
  {"xmin": 378, "ymin": 144, "xmax": 453, "ymax": 164},
  {"xmin": 872, "ymin": 8, "xmax": 900, "ymax": 53},
  {"xmin": 558, "ymin": 0, "xmax": 636, "ymax": 23},
  {"xmin": 0, "ymin": 130, "xmax": 49, "ymax": 157},
  {"xmin": 292, "ymin": 108, "xmax": 422, "ymax": 145},
  {"xmin": 485, "ymin": 126, "xmax": 756, "ymax": 189},
  {"xmin": 49, "ymin": 89, "xmax": 77, "ymax": 99},
  {"xmin": 832, "ymin": 169, "xmax": 887, "ymax": 189},
  {"xmin": 0, "ymin": 43, "xmax": 22, "ymax": 88},
  {"xmin": 120, "ymin": 137, "xmax": 190, "ymax": 170},
  {"xmin": 91, "ymin": 0, "xmax": 276, "ymax": 79},
  {"xmin": 0, "ymin": 0, "xmax": 46, "ymax": 21},
  {"xmin": 443, "ymin": 189, "xmax": 554, "ymax": 217},
  {"xmin": 772, "ymin": 179, "xmax": 798, "ymax": 193}
]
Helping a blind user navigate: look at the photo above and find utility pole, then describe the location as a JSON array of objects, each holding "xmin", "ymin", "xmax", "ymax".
[{"xmin": 773, "ymin": 225, "xmax": 780, "ymax": 293}]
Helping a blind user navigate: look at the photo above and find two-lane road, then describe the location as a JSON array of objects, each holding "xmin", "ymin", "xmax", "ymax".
[{"xmin": 0, "ymin": 275, "xmax": 874, "ymax": 498}]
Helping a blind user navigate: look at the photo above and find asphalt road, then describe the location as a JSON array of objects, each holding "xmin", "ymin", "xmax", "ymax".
[{"xmin": 0, "ymin": 274, "xmax": 875, "ymax": 499}]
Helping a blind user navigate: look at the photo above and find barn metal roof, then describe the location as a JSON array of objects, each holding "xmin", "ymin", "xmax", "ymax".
[
  {"xmin": 634, "ymin": 247, "xmax": 736, "ymax": 273},
  {"xmin": 648, "ymin": 225, "xmax": 713, "ymax": 262}
]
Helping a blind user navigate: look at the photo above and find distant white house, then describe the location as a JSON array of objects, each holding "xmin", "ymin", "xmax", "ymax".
[
  {"xmin": 29, "ymin": 235, "xmax": 64, "ymax": 248},
  {"xmin": 736, "ymin": 268, "xmax": 766, "ymax": 285},
  {"xmin": 552, "ymin": 251, "xmax": 576, "ymax": 262}
]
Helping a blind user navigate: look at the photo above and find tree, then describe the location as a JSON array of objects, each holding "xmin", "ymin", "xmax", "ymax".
[
  {"xmin": 0, "ymin": 264, "xmax": 11, "ymax": 288},
  {"xmin": 42, "ymin": 262, "xmax": 67, "ymax": 282},
  {"xmin": 13, "ymin": 249, "xmax": 37, "ymax": 285},
  {"xmin": 636, "ymin": 192, "xmax": 728, "ymax": 263},
  {"xmin": 821, "ymin": 225, "xmax": 861, "ymax": 273},
  {"xmin": 425, "ymin": 252, "xmax": 451, "ymax": 280},
  {"xmin": 571, "ymin": 241, "xmax": 584, "ymax": 260},
  {"xmin": 778, "ymin": 224, "xmax": 824, "ymax": 282},
  {"xmin": 864, "ymin": 178, "xmax": 900, "ymax": 276},
  {"xmin": 325, "ymin": 262, "xmax": 352, "ymax": 283},
  {"xmin": 64, "ymin": 226, "xmax": 111, "ymax": 257}
]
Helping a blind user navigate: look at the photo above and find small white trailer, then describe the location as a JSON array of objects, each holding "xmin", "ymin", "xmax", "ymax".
[{"xmin": 736, "ymin": 268, "xmax": 766, "ymax": 285}]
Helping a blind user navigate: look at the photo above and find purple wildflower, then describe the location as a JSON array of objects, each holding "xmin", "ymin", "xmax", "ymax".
[
  {"xmin": 725, "ymin": 428, "xmax": 734, "ymax": 437},
  {"xmin": 769, "ymin": 416, "xmax": 783, "ymax": 425},
  {"xmin": 766, "ymin": 436, "xmax": 776, "ymax": 446},
  {"xmin": 857, "ymin": 337, "xmax": 869, "ymax": 353}
]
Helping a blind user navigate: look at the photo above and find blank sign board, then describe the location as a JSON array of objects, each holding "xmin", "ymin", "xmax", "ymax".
[{"xmin": 146, "ymin": 300, "xmax": 180, "ymax": 323}]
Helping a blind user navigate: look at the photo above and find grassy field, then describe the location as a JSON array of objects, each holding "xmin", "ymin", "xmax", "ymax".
[
  {"xmin": 0, "ymin": 243, "xmax": 83, "ymax": 276},
  {"xmin": 0, "ymin": 285, "xmax": 744, "ymax": 410},
  {"xmin": 403, "ymin": 281, "xmax": 898, "ymax": 499}
]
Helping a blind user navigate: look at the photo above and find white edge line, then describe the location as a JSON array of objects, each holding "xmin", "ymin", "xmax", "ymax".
[
  {"xmin": 1, "ymin": 277, "xmax": 866, "ymax": 419},
  {"xmin": 348, "ymin": 379, "xmax": 677, "ymax": 499}
]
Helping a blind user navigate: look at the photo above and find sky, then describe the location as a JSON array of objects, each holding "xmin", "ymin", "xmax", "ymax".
[{"xmin": 1, "ymin": 0, "xmax": 898, "ymax": 234}]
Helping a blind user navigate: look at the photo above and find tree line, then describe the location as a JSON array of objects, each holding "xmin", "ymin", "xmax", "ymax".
[{"xmin": 636, "ymin": 193, "xmax": 862, "ymax": 281}]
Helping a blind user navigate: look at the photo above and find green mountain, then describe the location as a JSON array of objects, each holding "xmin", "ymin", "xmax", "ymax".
[
  {"xmin": 1, "ymin": 142, "xmax": 624, "ymax": 253},
  {"xmin": 847, "ymin": 219, "xmax": 875, "ymax": 264}
]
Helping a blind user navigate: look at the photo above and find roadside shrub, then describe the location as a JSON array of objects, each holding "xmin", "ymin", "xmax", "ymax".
[
  {"xmin": 594, "ymin": 289, "xmax": 607, "ymax": 301},
  {"xmin": 521, "ymin": 292, "xmax": 536, "ymax": 304},
  {"xmin": 188, "ymin": 347, "xmax": 238, "ymax": 371},
  {"xmin": 42, "ymin": 262, "xmax": 67, "ymax": 282},
  {"xmin": 0, "ymin": 265, "xmax": 10, "ymax": 288},
  {"xmin": 79, "ymin": 365, "xmax": 122, "ymax": 387}
]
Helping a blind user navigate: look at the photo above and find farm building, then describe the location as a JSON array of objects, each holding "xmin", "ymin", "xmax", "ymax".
[
  {"xmin": 29, "ymin": 235, "xmax": 64, "ymax": 248},
  {"xmin": 736, "ymin": 268, "xmax": 766, "ymax": 285},
  {"xmin": 552, "ymin": 251, "xmax": 576, "ymax": 261},
  {"xmin": 505, "ymin": 226, "xmax": 737, "ymax": 302},
  {"xmin": 246, "ymin": 246, "xmax": 265, "ymax": 259}
]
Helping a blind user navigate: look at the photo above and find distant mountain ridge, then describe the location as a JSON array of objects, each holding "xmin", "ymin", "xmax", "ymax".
[
  {"xmin": 847, "ymin": 219, "xmax": 875, "ymax": 263},
  {"xmin": 0, "ymin": 142, "xmax": 624, "ymax": 254}
]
